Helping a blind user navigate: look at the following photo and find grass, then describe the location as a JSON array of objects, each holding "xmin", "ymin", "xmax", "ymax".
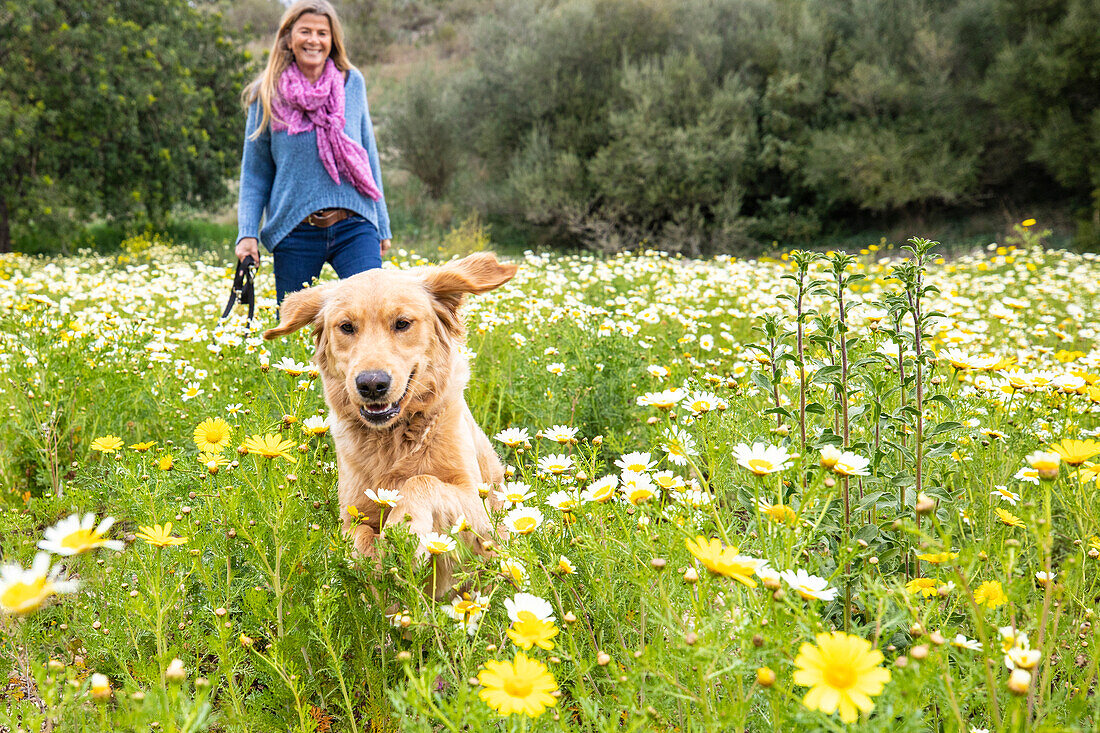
[{"xmin": 1, "ymin": 221, "xmax": 1099, "ymax": 731}]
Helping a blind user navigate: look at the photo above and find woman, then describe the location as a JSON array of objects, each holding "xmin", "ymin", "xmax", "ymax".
[{"xmin": 235, "ymin": 0, "xmax": 391, "ymax": 304}]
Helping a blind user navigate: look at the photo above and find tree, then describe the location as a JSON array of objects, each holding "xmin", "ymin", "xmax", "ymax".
[
  {"xmin": 0, "ymin": 0, "xmax": 249, "ymax": 252},
  {"xmin": 983, "ymin": 0, "xmax": 1100, "ymax": 222}
]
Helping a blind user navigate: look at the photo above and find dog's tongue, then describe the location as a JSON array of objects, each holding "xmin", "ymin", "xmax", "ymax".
[{"xmin": 362, "ymin": 402, "xmax": 396, "ymax": 414}]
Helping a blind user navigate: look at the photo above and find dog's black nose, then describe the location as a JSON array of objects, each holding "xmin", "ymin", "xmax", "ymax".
[{"xmin": 355, "ymin": 370, "xmax": 391, "ymax": 400}]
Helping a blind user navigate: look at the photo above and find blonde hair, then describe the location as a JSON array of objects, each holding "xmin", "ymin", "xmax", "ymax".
[{"xmin": 242, "ymin": 0, "xmax": 353, "ymax": 138}]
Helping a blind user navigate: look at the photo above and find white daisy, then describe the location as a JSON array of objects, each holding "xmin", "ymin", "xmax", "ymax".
[
  {"xmin": 663, "ymin": 427, "xmax": 698, "ymax": 466},
  {"xmin": 683, "ymin": 390, "xmax": 720, "ymax": 414},
  {"xmin": 422, "ymin": 532, "xmax": 456, "ymax": 555},
  {"xmin": 300, "ymin": 415, "xmax": 329, "ymax": 435},
  {"xmin": 545, "ymin": 490, "xmax": 579, "ymax": 512},
  {"xmin": 537, "ymin": 453, "xmax": 574, "ymax": 476},
  {"xmin": 500, "ymin": 558, "xmax": 528, "ymax": 588},
  {"xmin": 615, "ymin": 451, "xmax": 656, "ymax": 473},
  {"xmin": 779, "ymin": 569, "xmax": 839, "ymax": 601},
  {"xmin": 540, "ymin": 424, "xmax": 579, "ymax": 444},
  {"xmin": 620, "ymin": 472, "xmax": 659, "ymax": 506},
  {"xmin": 495, "ymin": 481, "xmax": 535, "ymax": 505},
  {"xmin": 732, "ymin": 442, "xmax": 797, "ymax": 475},
  {"xmin": 504, "ymin": 592, "xmax": 556, "ymax": 623},
  {"xmin": 494, "ymin": 427, "xmax": 531, "ymax": 447},
  {"xmin": 636, "ymin": 388, "xmax": 687, "ymax": 410},
  {"xmin": 445, "ymin": 593, "xmax": 490, "ymax": 636},
  {"xmin": 272, "ymin": 356, "xmax": 308, "ymax": 375},
  {"xmin": 37, "ymin": 513, "xmax": 123, "ymax": 556},
  {"xmin": 581, "ymin": 475, "xmax": 618, "ymax": 503},
  {"xmin": 990, "ymin": 485, "xmax": 1020, "ymax": 506},
  {"xmin": 503, "ymin": 507, "xmax": 544, "ymax": 535},
  {"xmin": 951, "ymin": 634, "xmax": 983, "ymax": 652},
  {"xmin": 0, "ymin": 552, "xmax": 80, "ymax": 615},
  {"xmin": 364, "ymin": 488, "xmax": 402, "ymax": 508},
  {"xmin": 832, "ymin": 451, "xmax": 871, "ymax": 477}
]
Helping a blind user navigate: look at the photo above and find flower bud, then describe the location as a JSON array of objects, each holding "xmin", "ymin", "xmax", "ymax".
[
  {"xmin": 756, "ymin": 667, "xmax": 776, "ymax": 687},
  {"xmin": 165, "ymin": 658, "xmax": 186, "ymax": 682},
  {"xmin": 1007, "ymin": 668, "xmax": 1031, "ymax": 695}
]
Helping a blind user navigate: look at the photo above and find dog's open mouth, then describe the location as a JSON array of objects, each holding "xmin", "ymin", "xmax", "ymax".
[{"xmin": 358, "ymin": 369, "xmax": 414, "ymax": 426}]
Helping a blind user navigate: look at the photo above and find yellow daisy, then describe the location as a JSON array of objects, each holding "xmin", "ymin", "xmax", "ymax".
[
  {"xmin": 973, "ymin": 580, "xmax": 1008, "ymax": 609},
  {"xmin": 507, "ymin": 611, "xmax": 559, "ymax": 651},
  {"xmin": 194, "ymin": 418, "xmax": 233, "ymax": 453},
  {"xmin": 1049, "ymin": 438, "xmax": 1100, "ymax": 467},
  {"xmin": 241, "ymin": 434, "xmax": 297, "ymax": 462},
  {"xmin": 134, "ymin": 522, "xmax": 188, "ymax": 548},
  {"xmin": 90, "ymin": 435, "xmax": 123, "ymax": 453},
  {"xmin": 905, "ymin": 577, "xmax": 939, "ymax": 598},
  {"xmin": 684, "ymin": 536, "xmax": 764, "ymax": 588},
  {"xmin": 478, "ymin": 652, "xmax": 558, "ymax": 717},
  {"xmin": 793, "ymin": 631, "xmax": 891, "ymax": 723},
  {"xmin": 995, "ymin": 508, "xmax": 1025, "ymax": 528}
]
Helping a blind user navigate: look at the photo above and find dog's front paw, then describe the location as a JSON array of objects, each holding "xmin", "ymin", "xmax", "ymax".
[{"xmin": 350, "ymin": 523, "xmax": 381, "ymax": 558}]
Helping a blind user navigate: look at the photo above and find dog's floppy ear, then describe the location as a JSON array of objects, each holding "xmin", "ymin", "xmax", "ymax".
[
  {"xmin": 263, "ymin": 284, "xmax": 332, "ymax": 340},
  {"xmin": 424, "ymin": 252, "xmax": 517, "ymax": 302},
  {"xmin": 423, "ymin": 253, "xmax": 517, "ymax": 336}
]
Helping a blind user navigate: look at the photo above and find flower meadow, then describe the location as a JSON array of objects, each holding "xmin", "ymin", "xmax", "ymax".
[{"xmin": 2, "ymin": 224, "xmax": 1100, "ymax": 731}]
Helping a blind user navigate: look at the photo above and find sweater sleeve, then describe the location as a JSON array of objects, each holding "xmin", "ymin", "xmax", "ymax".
[
  {"xmin": 236, "ymin": 101, "xmax": 275, "ymax": 247},
  {"xmin": 360, "ymin": 87, "xmax": 392, "ymax": 240}
]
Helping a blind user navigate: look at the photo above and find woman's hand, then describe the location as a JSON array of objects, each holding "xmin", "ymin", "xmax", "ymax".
[
  {"xmin": 380, "ymin": 238, "xmax": 392, "ymax": 256},
  {"xmin": 236, "ymin": 237, "xmax": 260, "ymax": 264}
]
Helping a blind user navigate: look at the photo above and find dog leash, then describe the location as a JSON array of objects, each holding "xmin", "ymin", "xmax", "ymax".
[{"xmin": 222, "ymin": 255, "xmax": 257, "ymax": 323}]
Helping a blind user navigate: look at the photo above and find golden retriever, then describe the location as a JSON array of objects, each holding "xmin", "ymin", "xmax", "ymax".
[{"xmin": 264, "ymin": 252, "xmax": 516, "ymax": 595}]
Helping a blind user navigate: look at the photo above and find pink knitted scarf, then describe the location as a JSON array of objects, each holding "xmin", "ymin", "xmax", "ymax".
[{"xmin": 272, "ymin": 59, "xmax": 381, "ymax": 201}]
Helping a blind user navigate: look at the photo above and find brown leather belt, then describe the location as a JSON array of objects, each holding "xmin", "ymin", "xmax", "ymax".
[{"xmin": 303, "ymin": 208, "xmax": 353, "ymax": 228}]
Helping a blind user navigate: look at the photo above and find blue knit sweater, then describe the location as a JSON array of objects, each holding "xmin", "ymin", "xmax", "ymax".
[{"xmin": 235, "ymin": 67, "xmax": 391, "ymax": 251}]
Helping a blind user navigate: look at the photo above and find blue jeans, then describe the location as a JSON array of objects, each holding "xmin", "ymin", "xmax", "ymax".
[{"xmin": 273, "ymin": 215, "xmax": 382, "ymax": 303}]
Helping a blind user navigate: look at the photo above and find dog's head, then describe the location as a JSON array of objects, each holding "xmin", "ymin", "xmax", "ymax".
[{"xmin": 264, "ymin": 252, "xmax": 517, "ymax": 429}]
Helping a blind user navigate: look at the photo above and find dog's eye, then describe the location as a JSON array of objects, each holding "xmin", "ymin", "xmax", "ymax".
[
  {"xmin": 394, "ymin": 318, "xmax": 411, "ymax": 332},
  {"xmin": 339, "ymin": 322, "xmax": 355, "ymax": 335}
]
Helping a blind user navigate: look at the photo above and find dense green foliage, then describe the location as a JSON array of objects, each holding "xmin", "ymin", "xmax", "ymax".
[
  {"xmin": 0, "ymin": 0, "xmax": 249, "ymax": 251},
  {"xmin": 388, "ymin": 0, "xmax": 1099, "ymax": 252}
]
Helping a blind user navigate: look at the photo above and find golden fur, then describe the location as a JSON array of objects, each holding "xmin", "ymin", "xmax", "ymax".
[{"xmin": 264, "ymin": 252, "xmax": 517, "ymax": 595}]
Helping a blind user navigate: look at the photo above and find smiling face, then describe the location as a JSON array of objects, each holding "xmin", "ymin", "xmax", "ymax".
[{"xmin": 288, "ymin": 12, "xmax": 332, "ymax": 79}]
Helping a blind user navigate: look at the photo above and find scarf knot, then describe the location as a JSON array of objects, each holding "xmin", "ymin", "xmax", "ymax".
[{"xmin": 272, "ymin": 59, "xmax": 381, "ymax": 200}]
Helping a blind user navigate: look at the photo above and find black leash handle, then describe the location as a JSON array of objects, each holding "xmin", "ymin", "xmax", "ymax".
[{"xmin": 222, "ymin": 255, "xmax": 257, "ymax": 321}]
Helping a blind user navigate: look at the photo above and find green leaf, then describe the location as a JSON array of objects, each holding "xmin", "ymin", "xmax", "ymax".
[
  {"xmin": 752, "ymin": 370, "xmax": 774, "ymax": 394},
  {"xmin": 927, "ymin": 421, "xmax": 963, "ymax": 438},
  {"xmin": 812, "ymin": 366, "xmax": 842, "ymax": 385}
]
